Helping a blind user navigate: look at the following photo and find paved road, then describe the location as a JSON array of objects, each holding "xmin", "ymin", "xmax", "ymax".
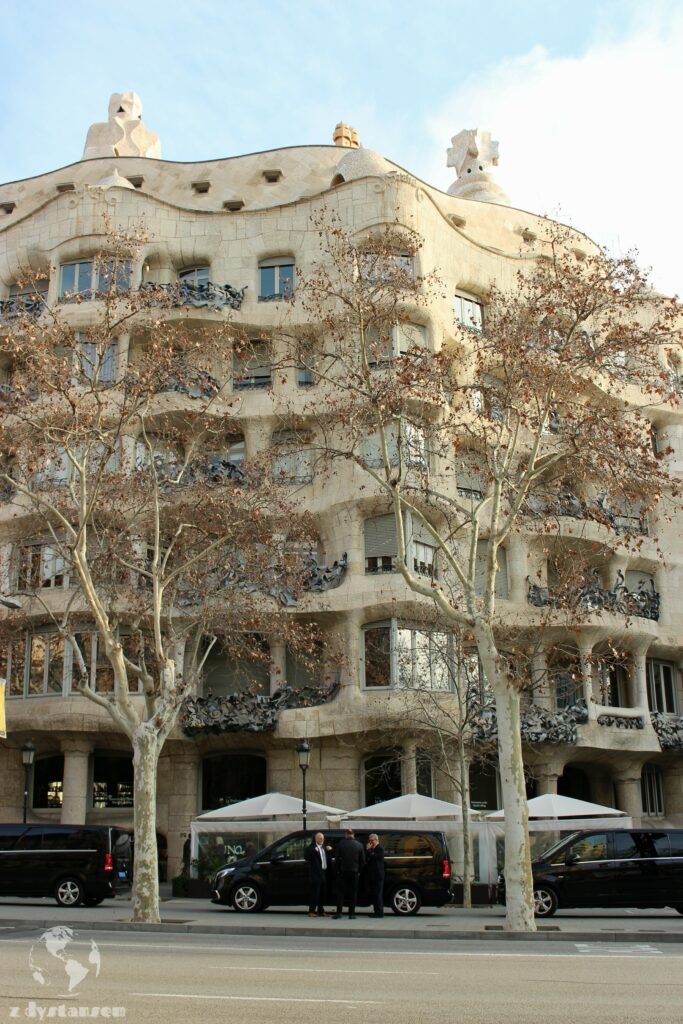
[{"xmin": 0, "ymin": 930, "xmax": 682, "ymax": 1023}]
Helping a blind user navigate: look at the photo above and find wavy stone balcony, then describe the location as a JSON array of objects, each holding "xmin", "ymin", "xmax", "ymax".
[{"xmin": 527, "ymin": 570, "xmax": 660, "ymax": 621}]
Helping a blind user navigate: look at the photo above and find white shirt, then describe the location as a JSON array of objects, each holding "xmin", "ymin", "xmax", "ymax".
[{"xmin": 316, "ymin": 843, "xmax": 327, "ymax": 869}]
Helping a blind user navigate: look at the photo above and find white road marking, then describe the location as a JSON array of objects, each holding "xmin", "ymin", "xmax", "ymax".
[
  {"xmin": 207, "ymin": 965, "xmax": 439, "ymax": 975},
  {"xmin": 130, "ymin": 991, "xmax": 382, "ymax": 1005},
  {"xmin": 575, "ymin": 942, "xmax": 663, "ymax": 956}
]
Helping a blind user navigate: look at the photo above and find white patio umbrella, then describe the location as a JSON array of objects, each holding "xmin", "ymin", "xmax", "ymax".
[
  {"xmin": 343, "ymin": 792, "xmax": 464, "ymax": 820},
  {"xmin": 196, "ymin": 792, "xmax": 346, "ymax": 821},
  {"xmin": 486, "ymin": 793, "xmax": 627, "ymax": 820}
]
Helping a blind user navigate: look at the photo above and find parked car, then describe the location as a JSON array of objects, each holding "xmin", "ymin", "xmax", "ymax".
[
  {"xmin": 0, "ymin": 823, "xmax": 132, "ymax": 907},
  {"xmin": 497, "ymin": 828, "xmax": 683, "ymax": 917},
  {"xmin": 211, "ymin": 829, "xmax": 452, "ymax": 915}
]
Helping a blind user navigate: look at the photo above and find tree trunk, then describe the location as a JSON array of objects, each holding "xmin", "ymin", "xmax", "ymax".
[
  {"xmin": 132, "ymin": 726, "xmax": 161, "ymax": 924},
  {"xmin": 493, "ymin": 681, "xmax": 536, "ymax": 931},
  {"xmin": 458, "ymin": 740, "xmax": 473, "ymax": 909}
]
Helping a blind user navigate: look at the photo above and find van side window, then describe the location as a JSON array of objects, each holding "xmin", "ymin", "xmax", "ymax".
[
  {"xmin": 381, "ymin": 834, "xmax": 435, "ymax": 857},
  {"xmin": 15, "ymin": 829, "xmax": 42, "ymax": 850},
  {"xmin": 274, "ymin": 836, "xmax": 307, "ymax": 860},
  {"xmin": 669, "ymin": 833, "xmax": 683, "ymax": 857},
  {"xmin": 613, "ymin": 832, "xmax": 639, "ymax": 859},
  {"xmin": 0, "ymin": 826, "xmax": 26, "ymax": 849},
  {"xmin": 568, "ymin": 834, "xmax": 607, "ymax": 861},
  {"xmin": 41, "ymin": 829, "xmax": 95, "ymax": 850},
  {"xmin": 635, "ymin": 832, "xmax": 670, "ymax": 858}
]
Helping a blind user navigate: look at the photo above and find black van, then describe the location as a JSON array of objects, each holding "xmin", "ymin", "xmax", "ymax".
[
  {"xmin": 211, "ymin": 829, "xmax": 452, "ymax": 915},
  {"xmin": 497, "ymin": 828, "xmax": 683, "ymax": 917},
  {"xmin": 0, "ymin": 824, "xmax": 132, "ymax": 907}
]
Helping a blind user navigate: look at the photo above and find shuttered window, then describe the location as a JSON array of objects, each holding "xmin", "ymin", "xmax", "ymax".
[
  {"xmin": 408, "ymin": 515, "xmax": 437, "ymax": 578},
  {"xmin": 364, "ymin": 514, "xmax": 397, "ymax": 574},
  {"xmin": 456, "ymin": 451, "xmax": 485, "ymax": 499}
]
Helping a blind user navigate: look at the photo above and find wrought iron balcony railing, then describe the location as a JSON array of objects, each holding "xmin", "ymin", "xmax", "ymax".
[
  {"xmin": 525, "ymin": 490, "xmax": 647, "ymax": 536},
  {"xmin": 140, "ymin": 280, "xmax": 247, "ymax": 311},
  {"xmin": 527, "ymin": 570, "xmax": 660, "ymax": 621},
  {"xmin": 0, "ymin": 296, "xmax": 44, "ymax": 322}
]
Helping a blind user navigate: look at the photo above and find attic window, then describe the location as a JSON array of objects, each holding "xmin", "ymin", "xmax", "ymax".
[
  {"xmin": 127, "ymin": 176, "xmax": 144, "ymax": 189},
  {"xmin": 449, "ymin": 214, "xmax": 466, "ymax": 228},
  {"xmin": 331, "ymin": 174, "xmax": 345, "ymax": 188},
  {"xmin": 572, "ymin": 248, "xmax": 587, "ymax": 261},
  {"xmin": 262, "ymin": 169, "xmax": 283, "ymax": 183},
  {"xmin": 56, "ymin": 183, "xmax": 75, "ymax": 193},
  {"xmin": 1, "ymin": 202, "xmax": 16, "ymax": 215},
  {"xmin": 521, "ymin": 229, "xmax": 537, "ymax": 244},
  {"xmin": 192, "ymin": 181, "xmax": 211, "ymax": 195},
  {"xmin": 223, "ymin": 200, "xmax": 245, "ymax": 211}
]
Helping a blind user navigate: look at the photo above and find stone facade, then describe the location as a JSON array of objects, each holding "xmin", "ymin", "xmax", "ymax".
[{"xmin": 1, "ymin": 101, "xmax": 681, "ymax": 879}]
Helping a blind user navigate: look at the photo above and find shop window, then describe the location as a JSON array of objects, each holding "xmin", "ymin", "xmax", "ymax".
[
  {"xmin": 33, "ymin": 754, "xmax": 64, "ymax": 808},
  {"xmin": 201, "ymin": 753, "xmax": 267, "ymax": 811},
  {"xmin": 92, "ymin": 753, "xmax": 134, "ymax": 808},
  {"xmin": 258, "ymin": 257, "xmax": 295, "ymax": 301},
  {"xmin": 363, "ymin": 751, "xmax": 401, "ymax": 805}
]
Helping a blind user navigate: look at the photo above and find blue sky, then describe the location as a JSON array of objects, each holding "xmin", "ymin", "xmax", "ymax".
[{"xmin": 2, "ymin": 0, "xmax": 681, "ymax": 295}]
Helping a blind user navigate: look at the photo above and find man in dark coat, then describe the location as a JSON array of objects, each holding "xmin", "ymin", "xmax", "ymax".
[
  {"xmin": 365, "ymin": 832, "xmax": 385, "ymax": 917},
  {"xmin": 332, "ymin": 828, "xmax": 365, "ymax": 919},
  {"xmin": 304, "ymin": 832, "xmax": 330, "ymax": 917}
]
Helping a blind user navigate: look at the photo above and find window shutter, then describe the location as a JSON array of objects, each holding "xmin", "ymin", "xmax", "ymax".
[{"xmin": 364, "ymin": 514, "xmax": 398, "ymax": 559}]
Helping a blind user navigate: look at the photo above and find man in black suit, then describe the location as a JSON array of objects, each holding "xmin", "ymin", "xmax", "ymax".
[
  {"xmin": 366, "ymin": 832, "xmax": 385, "ymax": 917},
  {"xmin": 304, "ymin": 832, "xmax": 330, "ymax": 917},
  {"xmin": 332, "ymin": 828, "xmax": 365, "ymax": 919}
]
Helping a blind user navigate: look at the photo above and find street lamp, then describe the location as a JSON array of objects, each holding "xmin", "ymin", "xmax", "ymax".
[
  {"xmin": 296, "ymin": 738, "xmax": 311, "ymax": 833},
  {"xmin": 21, "ymin": 739, "xmax": 35, "ymax": 824}
]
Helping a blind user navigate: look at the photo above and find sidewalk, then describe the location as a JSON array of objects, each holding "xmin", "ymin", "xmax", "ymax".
[{"xmin": 1, "ymin": 895, "xmax": 683, "ymax": 943}]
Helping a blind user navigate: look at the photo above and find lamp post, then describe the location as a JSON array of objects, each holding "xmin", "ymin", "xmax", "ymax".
[
  {"xmin": 21, "ymin": 739, "xmax": 35, "ymax": 824},
  {"xmin": 296, "ymin": 738, "xmax": 311, "ymax": 833}
]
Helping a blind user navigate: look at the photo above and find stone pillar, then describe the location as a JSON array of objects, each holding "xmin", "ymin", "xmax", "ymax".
[
  {"xmin": 614, "ymin": 771, "xmax": 643, "ymax": 823},
  {"xmin": 269, "ymin": 640, "xmax": 287, "ymax": 696},
  {"xmin": 166, "ymin": 747, "xmax": 200, "ymax": 878},
  {"xmin": 534, "ymin": 767, "xmax": 561, "ymax": 795},
  {"xmin": 60, "ymin": 740, "xmax": 93, "ymax": 825},
  {"xmin": 340, "ymin": 609, "xmax": 364, "ymax": 691},
  {"xmin": 578, "ymin": 641, "xmax": 597, "ymax": 720},
  {"xmin": 530, "ymin": 647, "xmax": 551, "ymax": 710},
  {"xmin": 403, "ymin": 740, "xmax": 417, "ymax": 793},
  {"xmin": 506, "ymin": 534, "xmax": 528, "ymax": 605},
  {"xmin": 242, "ymin": 421, "xmax": 272, "ymax": 461},
  {"xmin": 631, "ymin": 653, "xmax": 649, "ymax": 711},
  {"xmin": 117, "ymin": 332, "xmax": 130, "ymax": 376}
]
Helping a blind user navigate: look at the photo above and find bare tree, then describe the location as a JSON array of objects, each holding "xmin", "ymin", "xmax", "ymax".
[
  {"xmin": 285, "ymin": 209, "xmax": 679, "ymax": 930},
  {"xmin": 0, "ymin": 233, "xmax": 318, "ymax": 922}
]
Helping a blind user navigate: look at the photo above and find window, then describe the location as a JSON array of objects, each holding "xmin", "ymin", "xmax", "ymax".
[
  {"xmin": 597, "ymin": 663, "xmax": 628, "ymax": 707},
  {"xmin": 359, "ymin": 251, "xmax": 414, "ymax": 286},
  {"xmin": 641, "ymin": 766, "xmax": 665, "ymax": 817},
  {"xmin": 202, "ymin": 753, "xmax": 266, "ymax": 811},
  {"xmin": 32, "ymin": 755, "xmax": 64, "ymax": 808},
  {"xmin": 567, "ymin": 833, "xmax": 608, "ymax": 861},
  {"xmin": 361, "ymin": 421, "xmax": 427, "ymax": 471},
  {"xmin": 59, "ymin": 259, "xmax": 132, "ymax": 301},
  {"xmin": 179, "ymin": 266, "xmax": 210, "ymax": 288},
  {"xmin": 454, "ymin": 294, "xmax": 483, "ymax": 331},
  {"xmin": 362, "ymin": 620, "xmax": 453, "ymax": 690},
  {"xmin": 364, "ymin": 514, "xmax": 397, "ymax": 575},
  {"xmin": 202, "ymin": 641, "xmax": 270, "ymax": 697},
  {"xmin": 233, "ymin": 341, "xmax": 272, "ymax": 389},
  {"xmin": 77, "ymin": 334, "xmax": 117, "ymax": 385},
  {"xmin": 18, "ymin": 543, "xmax": 69, "ymax": 591},
  {"xmin": 366, "ymin": 323, "xmax": 426, "ymax": 364},
  {"xmin": 647, "ymin": 660, "xmax": 678, "ymax": 714},
  {"xmin": 364, "ymin": 752, "xmax": 402, "ymax": 805},
  {"xmin": 92, "ymin": 753, "xmax": 134, "ymax": 808},
  {"xmin": 297, "ymin": 348, "xmax": 316, "ymax": 386},
  {"xmin": 474, "ymin": 542, "xmax": 508, "ymax": 599},
  {"xmin": 456, "ymin": 451, "xmax": 485, "ymax": 500},
  {"xmin": 409, "ymin": 517, "xmax": 437, "ymax": 578},
  {"xmin": 271, "ymin": 431, "xmax": 313, "ymax": 484},
  {"xmin": 259, "ymin": 257, "xmax": 294, "ymax": 301},
  {"xmin": 555, "ymin": 671, "xmax": 581, "ymax": 710}
]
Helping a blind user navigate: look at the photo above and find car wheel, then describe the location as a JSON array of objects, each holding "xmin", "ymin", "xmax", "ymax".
[
  {"xmin": 55, "ymin": 877, "xmax": 85, "ymax": 907},
  {"xmin": 390, "ymin": 885, "xmax": 422, "ymax": 916},
  {"xmin": 533, "ymin": 886, "xmax": 558, "ymax": 917},
  {"xmin": 231, "ymin": 883, "xmax": 262, "ymax": 913},
  {"xmin": 83, "ymin": 897, "xmax": 105, "ymax": 907}
]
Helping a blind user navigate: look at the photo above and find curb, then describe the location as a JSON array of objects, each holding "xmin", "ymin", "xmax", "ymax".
[{"xmin": 2, "ymin": 918, "xmax": 683, "ymax": 944}]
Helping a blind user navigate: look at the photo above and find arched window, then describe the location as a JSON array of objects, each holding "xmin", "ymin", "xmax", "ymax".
[
  {"xmin": 202, "ymin": 753, "xmax": 267, "ymax": 810},
  {"xmin": 33, "ymin": 754, "xmax": 64, "ymax": 808},
  {"xmin": 363, "ymin": 751, "xmax": 401, "ymax": 805},
  {"xmin": 641, "ymin": 763, "xmax": 665, "ymax": 816}
]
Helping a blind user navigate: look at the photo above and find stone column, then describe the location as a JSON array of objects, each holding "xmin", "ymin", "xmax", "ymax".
[
  {"xmin": 534, "ymin": 767, "xmax": 561, "ymax": 795},
  {"xmin": 60, "ymin": 740, "xmax": 93, "ymax": 825},
  {"xmin": 631, "ymin": 653, "xmax": 649, "ymax": 711},
  {"xmin": 166, "ymin": 747, "xmax": 200, "ymax": 878},
  {"xmin": 116, "ymin": 332, "xmax": 130, "ymax": 376},
  {"xmin": 403, "ymin": 740, "xmax": 417, "ymax": 793},
  {"xmin": 269, "ymin": 640, "xmax": 287, "ymax": 696},
  {"xmin": 530, "ymin": 647, "xmax": 551, "ymax": 710},
  {"xmin": 614, "ymin": 771, "xmax": 643, "ymax": 822}
]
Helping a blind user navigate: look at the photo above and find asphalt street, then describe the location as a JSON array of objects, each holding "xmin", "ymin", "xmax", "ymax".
[{"xmin": 0, "ymin": 930, "xmax": 682, "ymax": 1024}]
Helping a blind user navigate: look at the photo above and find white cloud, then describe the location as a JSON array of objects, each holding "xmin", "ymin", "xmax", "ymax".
[{"xmin": 426, "ymin": 10, "xmax": 683, "ymax": 297}]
